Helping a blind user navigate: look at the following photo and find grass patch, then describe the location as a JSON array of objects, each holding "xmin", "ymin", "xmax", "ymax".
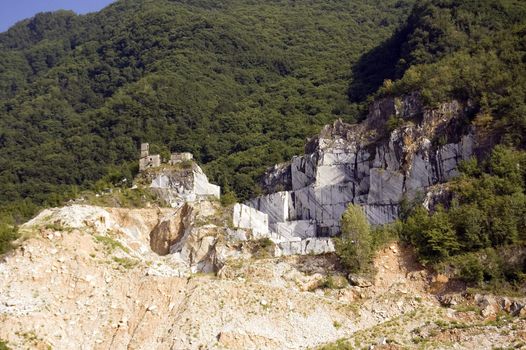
[
  {"xmin": 112, "ymin": 257, "xmax": 139, "ymax": 269},
  {"xmin": 317, "ymin": 339, "xmax": 353, "ymax": 350},
  {"xmin": 454, "ymin": 304, "xmax": 481, "ymax": 313},
  {"xmin": 80, "ymin": 186, "xmax": 167, "ymax": 208},
  {"xmin": 94, "ymin": 235, "xmax": 129, "ymax": 254},
  {"xmin": 44, "ymin": 222, "xmax": 68, "ymax": 232},
  {"xmin": 0, "ymin": 339, "xmax": 10, "ymax": 350}
]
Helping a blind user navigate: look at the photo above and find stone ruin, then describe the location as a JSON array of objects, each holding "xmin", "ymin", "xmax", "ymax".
[
  {"xmin": 139, "ymin": 143, "xmax": 161, "ymax": 171},
  {"xmin": 138, "ymin": 143, "xmax": 220, "ymax": 206},
  {"xmin": 169, "ymin": 152, "xmax": 193, "ymax": 165}
]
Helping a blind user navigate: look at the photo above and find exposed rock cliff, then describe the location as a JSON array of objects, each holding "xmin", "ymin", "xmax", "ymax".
[
  {"xmin": 249, "ymin": 93, "xmax": 475, "ymax": 236},
  {"xmin": 138, "ymin": 162, "xmax": 221, "ymax": 208}
]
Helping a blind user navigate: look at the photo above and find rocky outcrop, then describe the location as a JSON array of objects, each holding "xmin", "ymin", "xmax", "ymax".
[
  {"xmin": 150, "ymin": 203, "xmax": 192, "ymax": 255},
  {"xmin": 20, "ymin": 202, "xmax": 241, "ymax": 274},
  {"xmin": 475, "ymin": 294, "xmax": 526, "ymax": 318},
  {"xmin": 249, "ymin": 93, "xmax": 476, "ymax": 235},
  {"xmin": 142, "ymin": 162, "xmax": 220, "ymax": 207}
]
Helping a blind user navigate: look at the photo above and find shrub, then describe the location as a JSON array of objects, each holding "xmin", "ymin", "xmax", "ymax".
[
  {"xmin": 401, "ymin": 206, "xmax": 460, "ymax": 264},
  {"xmin": 251, "ymin": 238, "xmax": 274, "ymax": 259},
  {"xmin": 448, "ymin": 253, "xmax": 485, "ymax": 284},
  {"xmin": 371, "ymin": 222, "xmax": 401, "ymax": 249},
  {"xmin": 220, "ymin": 191, "xmax": 238, "ymax": 207},
  {"xmin": 386, "ymin": 115, "xmax": 404, "ymax": 132},
  {"xmin": 0, "ymin": 224, "xmax": 19, "ymax": 255},
  {"xmin": 320, "ymin": 275, "xmax": 348, "ymax": 289}
]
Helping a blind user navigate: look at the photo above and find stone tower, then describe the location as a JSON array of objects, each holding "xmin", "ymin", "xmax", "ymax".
[{"xmin": 139, "ymin": 143, "xmax": 161, "ymax": 171}]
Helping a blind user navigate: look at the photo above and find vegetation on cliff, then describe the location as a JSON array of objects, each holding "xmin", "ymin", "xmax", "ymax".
[
  {"xmin": 337, "ymin": 0, "xmax": 526, "ymax": 288},
  {"xmin": 400, "ymin": 146, "xmax": 526, "ymax": 290},
  {"xmin": 373, "ymin": 0, "xmax": 526, "ymax": 290}
]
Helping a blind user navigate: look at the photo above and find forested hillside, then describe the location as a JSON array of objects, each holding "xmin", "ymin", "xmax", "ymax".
[
  {"xmin": 0, "ymin": 0, "xmax": 415, "ymax": 225},
  {"xmin": 369, "ymin": 0, "xmax": 526, "ymax": 290}
]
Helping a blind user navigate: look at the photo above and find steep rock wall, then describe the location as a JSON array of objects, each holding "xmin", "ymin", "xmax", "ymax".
[{"xmin": 249, "ymin": 93, "xmax": 475, "ymax": 235}]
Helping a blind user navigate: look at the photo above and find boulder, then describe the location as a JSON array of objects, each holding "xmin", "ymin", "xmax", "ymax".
[
  {"xmin": 510, "ymin": 301, "xmax": 525, "ymax": 316},
  {"xmin": 475, "ymin": 294, "xmax": 499, "ymax": 317},
  {"xmin": 348, "ymin": 274, "xmax": 373, "ymax": 288},
  {"xmin": 438, "ymin": 293, "xmax": 463, "ymax": 307}
]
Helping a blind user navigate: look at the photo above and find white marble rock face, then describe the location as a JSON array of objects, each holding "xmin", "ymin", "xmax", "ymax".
[
  {"xmin": 247, "ymin": 93, "xmax": 476, "ymax": 238},
  {"xmin": 149, "ymin": 164, "xmax": 220, "ymax": 207},
  {"xmin": 232, "ymin": 204, "xmax": 269, "ymax": 237},
  {"xmin": 247, "ymin": 191, "xmax": 293, "ymax": 224},
  {"xmin": 271, "ymin": 220, "xmax": 316, "ymax": 240},
  {"xmin": 193, "ymin": 168, "xmax": 221, "ymax": 199},
  {"xmin": 275, "ymin": 238, "xmax": 335, "ymax": 256}
]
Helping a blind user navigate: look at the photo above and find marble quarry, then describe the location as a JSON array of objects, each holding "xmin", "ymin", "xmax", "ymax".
[
  {"xmin": 248, "ymin": 92, "xmax": 476, "ymax": 237},
  {"xmin": 138, "ymin": 93, "xmax": 476, "ymax": 256}
]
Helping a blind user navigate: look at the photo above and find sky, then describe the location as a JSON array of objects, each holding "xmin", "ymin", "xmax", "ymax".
[{"xmin": 0, "ymin": 0, "xmax": 116, "ymax": 32}]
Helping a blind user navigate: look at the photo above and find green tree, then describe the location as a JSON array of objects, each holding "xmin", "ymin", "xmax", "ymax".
[{"xmin": 335, "ymin": 204, "xmax": 373, "ymax": 273}]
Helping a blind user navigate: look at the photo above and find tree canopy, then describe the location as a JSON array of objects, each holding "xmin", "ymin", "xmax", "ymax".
[{"xmin": 0, "ymin": 0, "xmax": 415, "ymax": 223}]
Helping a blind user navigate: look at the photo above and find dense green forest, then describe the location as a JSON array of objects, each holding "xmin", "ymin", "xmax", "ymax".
[{"xmin": 0, "ymin": 0, "xmax": 415, "ymax": 228}]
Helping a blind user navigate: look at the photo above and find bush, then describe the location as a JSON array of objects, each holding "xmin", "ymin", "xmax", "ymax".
[
  {"xmin": 220, "ymin": 191, "xmax": 238, "ymax": 207},
  {"xmin": 0, "ymin": 339, "xmax": 10, "ymax": 350},
  {"xmin": 0, "ymin": 224, "xmax": 19, "ymax": 255},
  {"xmin": 334, "ymin": 204, "xmax": 373, "ymax": 273},
  {"xmin": 320, "ymin": 275, "xmax": 348, "ymax": 289},
  {"xmin": 371, "ymin": 221, "xmax": 401, "ymax": 249},
  {"xmin": 447, "ymin": 253, "xmax": 485, "ymax": 285},
  {"xmin": 386, "ymin": 115, "xmax": 404, "ymax": 132},
  {"xmin": 251, "ymin": 238, "xmax": 275, "ymax": 259}
]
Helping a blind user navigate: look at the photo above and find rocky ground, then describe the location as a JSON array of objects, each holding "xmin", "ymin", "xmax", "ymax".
[{"xmin": 0, "ymin": 204, "xmax": 524, "ymax": 350}]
